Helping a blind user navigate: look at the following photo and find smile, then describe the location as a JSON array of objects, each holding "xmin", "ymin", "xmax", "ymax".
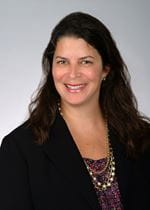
[
  {"xmin": 65, "ymin": 83, "xmax": 86, "ymax": 92},
  {"xmin": 66, "ymin": 84, "xmax": 84, "ymax": 89}
]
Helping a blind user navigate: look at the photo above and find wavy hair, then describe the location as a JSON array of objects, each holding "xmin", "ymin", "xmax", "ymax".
[{"xmin": 28, "ymin": 12, "xmax": 150, "ymax": 157}]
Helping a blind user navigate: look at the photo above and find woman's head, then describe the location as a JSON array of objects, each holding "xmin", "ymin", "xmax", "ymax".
[
  {"xmin": 42, "ymin": 12, "xmax": 128, "ymax": 106},
  {"xmin": 29, "ymin": 12, "xmax": 149, "ymax": 157},
  {"xmin": 52, "ymin": 36, "xmax": 110, "ymax": 107}
]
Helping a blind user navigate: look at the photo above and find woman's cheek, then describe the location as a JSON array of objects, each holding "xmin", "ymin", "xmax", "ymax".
[
  {"xmin": 53, "ymin": 68, "xmax": 64, "ymax": 81},
  {"xmin": 86, "ymin": 68, "xmax": 100, "ymax": 80}
]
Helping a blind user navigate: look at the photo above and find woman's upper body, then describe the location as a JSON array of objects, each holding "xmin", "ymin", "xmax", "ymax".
[
  {"xmin": 0, "ymin": 11, "xmax": 150, "ymax": 210},
  {"xmin": 0, "ymin": 113, "xmax": 150, "ymax": 210}
]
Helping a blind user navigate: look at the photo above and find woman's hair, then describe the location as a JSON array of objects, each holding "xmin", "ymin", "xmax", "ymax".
[{"xmin": 28, "ymin": 11, "xmax": 150, "ymax": 157}]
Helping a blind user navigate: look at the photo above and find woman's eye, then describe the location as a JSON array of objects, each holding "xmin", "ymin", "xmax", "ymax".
[
  {"xmin": 81, "ymin": 60, "xmax": 93, "ymax": 65},
  {"xmin": 56, "ymin": 60, "xmax": 67, "ymax": 64}
]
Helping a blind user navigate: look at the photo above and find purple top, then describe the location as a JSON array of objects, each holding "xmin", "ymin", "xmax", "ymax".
[{"xmin": 83, "ymin": 157, "xmax": 123, "ymax": 210}]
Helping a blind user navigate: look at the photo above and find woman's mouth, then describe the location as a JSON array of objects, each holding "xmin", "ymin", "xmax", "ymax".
[{"xmin": 65, "ymin": 83, "xmax": 86, "ymax": 92}]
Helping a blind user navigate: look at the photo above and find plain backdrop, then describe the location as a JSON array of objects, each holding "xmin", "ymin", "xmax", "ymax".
[{"xmin": 0, "ymin": 0, "xmax": 150, "ymax": 143}]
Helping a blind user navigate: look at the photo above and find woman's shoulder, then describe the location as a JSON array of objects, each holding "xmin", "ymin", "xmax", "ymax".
[
  {"xmin": 3, "ymin": 121, "xmax": 33, "ymax": 139},
  {"xmin": 1, "ymin": 121, "xmax": 36, "ymax": 153}
]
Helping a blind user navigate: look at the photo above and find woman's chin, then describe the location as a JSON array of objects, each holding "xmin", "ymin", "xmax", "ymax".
[{"xmin": 61, "ymin": 96, "xmax": 87, "ymax": 106}]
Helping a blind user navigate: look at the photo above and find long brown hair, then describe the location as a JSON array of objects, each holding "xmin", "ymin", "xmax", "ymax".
[{"xmin": 28, "ymin": 12, "xmax": 150, "ymax": 157}]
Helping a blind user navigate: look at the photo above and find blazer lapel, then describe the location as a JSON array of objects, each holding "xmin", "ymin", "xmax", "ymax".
[
  {"xmin": 42, "ymin": 113, "xmax": 101, "ymax": 210},
  {"xmin": 110, "ymin": 128, "xmax": 133, "ymax": 209}
]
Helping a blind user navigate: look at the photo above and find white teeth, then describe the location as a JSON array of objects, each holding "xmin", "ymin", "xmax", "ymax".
[{"xmin": 66, "ymin": 84, "xmax": 84, "ymax": 90}]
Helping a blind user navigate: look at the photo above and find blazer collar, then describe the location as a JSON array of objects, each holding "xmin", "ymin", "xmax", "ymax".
[
  {"xmin": 42, "ymin": 113, "xmax": 132, "ymax": 209},
  {"xmin": 42, "ymin": 113, "xmax": 101, "ymax": 210}
]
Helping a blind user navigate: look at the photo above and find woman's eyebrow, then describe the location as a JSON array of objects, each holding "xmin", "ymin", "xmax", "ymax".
[
  {"xmin": 79, "ymin": 56, "xmax": 95, "ymax": 60},
  {"xmin": 55, "ymin": 55, "xmax": 95, "ymax": 60},
  {"xmin": 55, "ymin": 56, "xmax": 67, "ymax": 59}
]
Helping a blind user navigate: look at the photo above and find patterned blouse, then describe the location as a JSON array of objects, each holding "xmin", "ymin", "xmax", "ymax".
[{"xmin": 83, "ymin": 157, "xmax": 123, "ymax": 210}]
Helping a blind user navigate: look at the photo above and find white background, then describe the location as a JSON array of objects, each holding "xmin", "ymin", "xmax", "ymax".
[{"xmin": 0, "ymin": 0, "xmax": 150, "ymax": 143}]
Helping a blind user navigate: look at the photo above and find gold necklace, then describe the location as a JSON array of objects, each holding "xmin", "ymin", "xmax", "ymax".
[
  {"xmin": 83, "ymin": 122, "xmax": 116, "ymax": 191},
  {"xmin": 84, "ymin": 146, "xmax": 115, "ymax": 191},
  {"xmin": 58, "ymin": 102, "xmax": 116, "ymax": 191}
]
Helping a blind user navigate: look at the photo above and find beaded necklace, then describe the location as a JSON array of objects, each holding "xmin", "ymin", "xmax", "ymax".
[
  {"xmin": 84, "ymin": 144, "xmax": 115, "ymax": 191},
  {"xmin": 58, "ymin": 102, "xmax": 116, "ymax": 191}
]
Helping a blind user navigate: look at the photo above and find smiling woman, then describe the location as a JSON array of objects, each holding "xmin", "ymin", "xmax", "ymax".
[
  {"xmin": 52, "ymin": 37, "xmax": 109, "ymax": 107},
  {"xmin": 0, "ymin": 12, "xmax": 150, "ymax": 210}
]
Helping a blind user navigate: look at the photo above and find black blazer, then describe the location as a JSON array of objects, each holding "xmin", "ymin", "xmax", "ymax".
[{"xmin": 0, "ymin": 113, "xmax": 150, "ymax": 210}]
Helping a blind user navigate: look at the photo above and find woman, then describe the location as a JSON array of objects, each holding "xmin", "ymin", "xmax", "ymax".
[{"xmin": 0, "ymin": 12, "xmax": 150, "ymax": 210}]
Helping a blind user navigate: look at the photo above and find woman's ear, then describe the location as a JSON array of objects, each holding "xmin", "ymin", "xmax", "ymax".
[{"xmin": 103, "ymin": 65, "xmax": 110, "ymax": 78}]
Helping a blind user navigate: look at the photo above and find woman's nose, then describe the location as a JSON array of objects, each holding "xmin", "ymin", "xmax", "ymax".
[{"xmin": 69, "ymin": 64, "xmax": 81, "ymax": 78}]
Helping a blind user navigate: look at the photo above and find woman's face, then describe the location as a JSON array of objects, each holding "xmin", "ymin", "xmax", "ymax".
[{"xmin": 52, "ymin": 36, "xmax": 109, "ymax": 107}]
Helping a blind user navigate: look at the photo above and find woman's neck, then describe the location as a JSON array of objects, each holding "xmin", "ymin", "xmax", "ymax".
[
  {"xmin": 60, "ymin": 101, "xmax": 105, "ymax": 127},
  {"xmin": 60, "ymin": 101, "xmax": 108, "ymax": 160}
]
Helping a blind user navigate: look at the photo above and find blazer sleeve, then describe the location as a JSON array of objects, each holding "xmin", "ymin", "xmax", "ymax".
[{"xmin": 0, "ymin": 135, "xmax": 34, "ymax": 210}]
